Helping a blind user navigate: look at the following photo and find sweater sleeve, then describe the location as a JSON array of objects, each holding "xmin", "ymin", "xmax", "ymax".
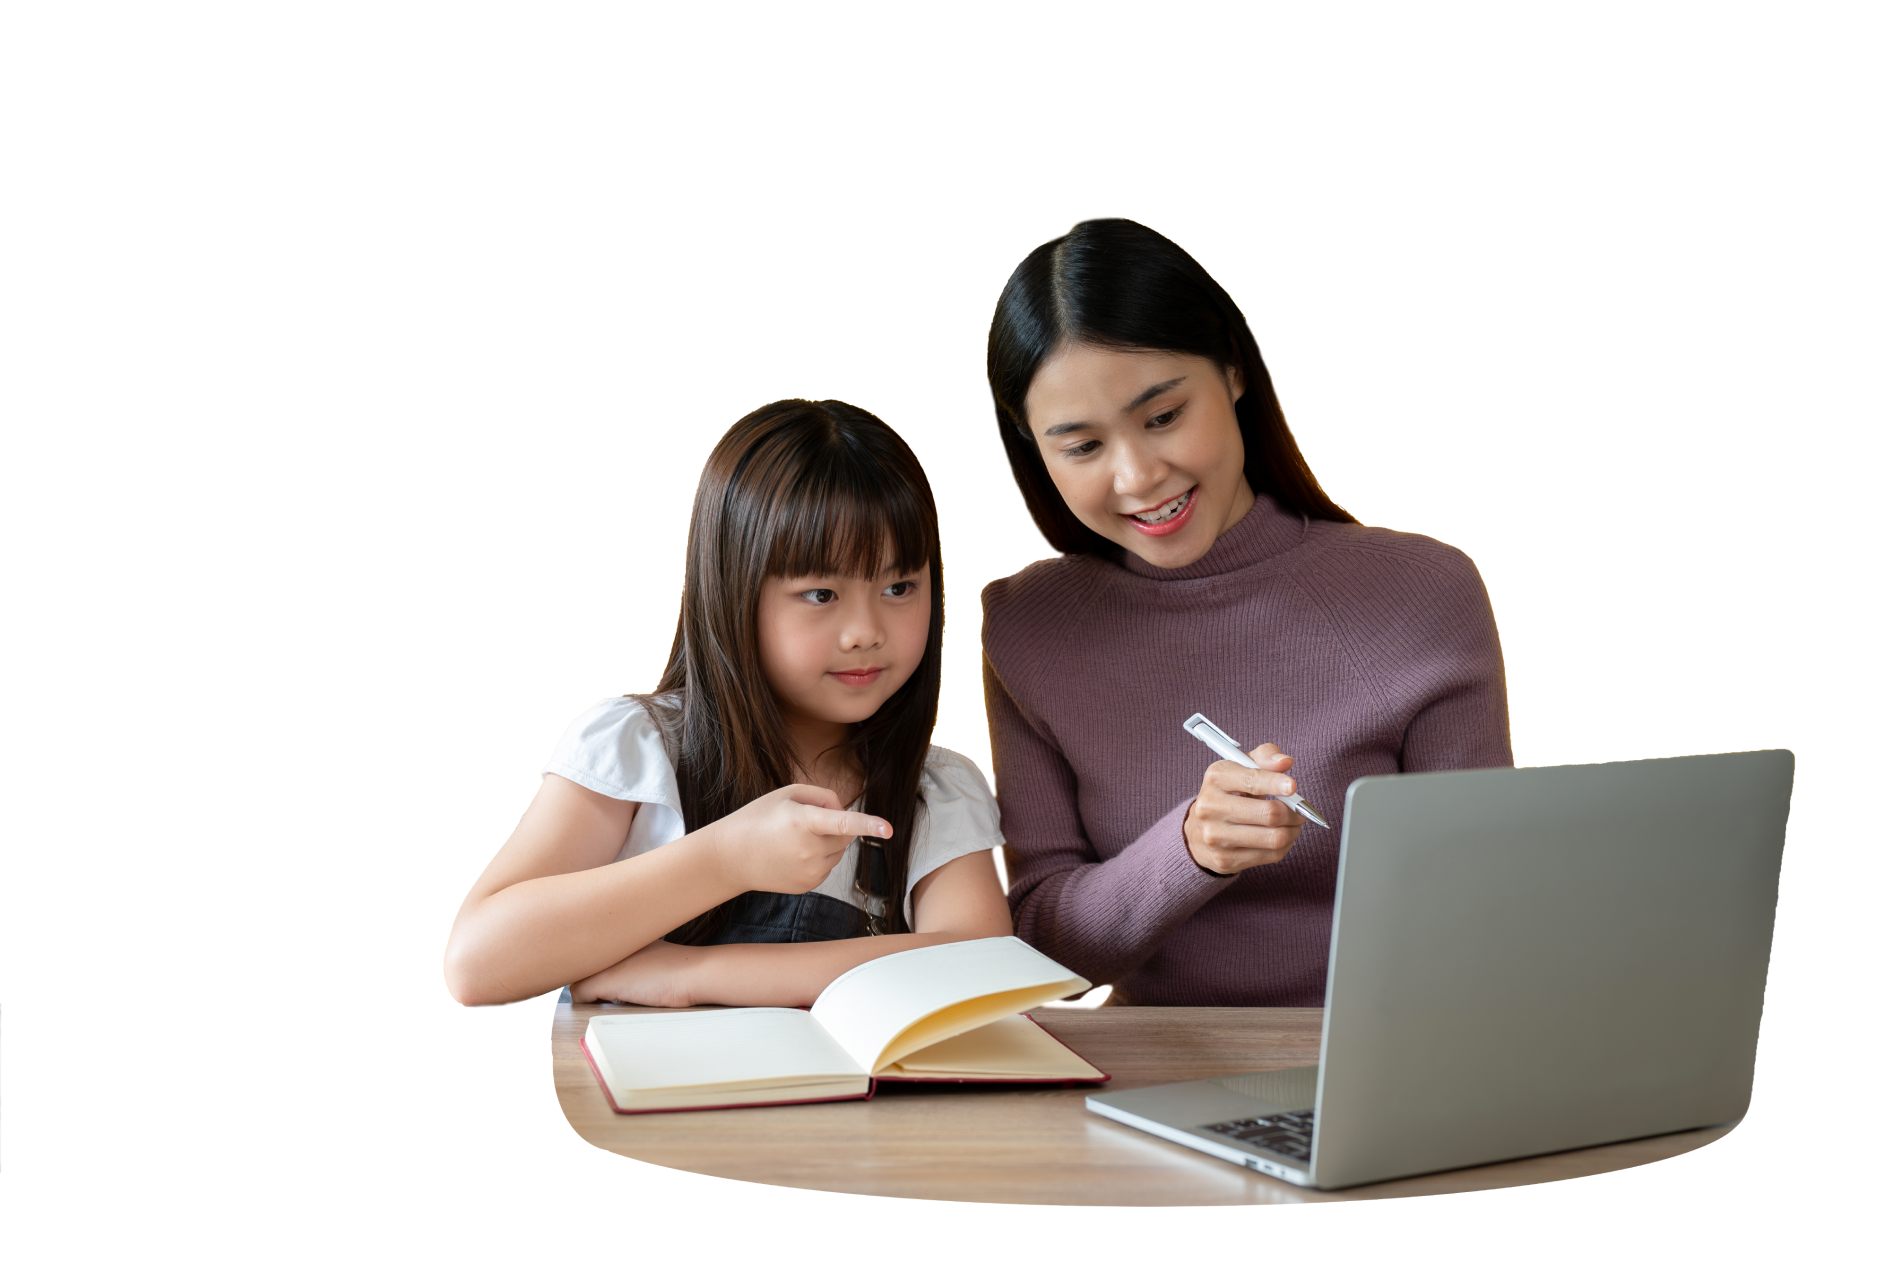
[
  {"xmin": 1305, "ymin": 533, "xmax": 1514, "ymax": 774},
  {"xmin": 1400, "ymin": 557, "xmax": 1513, "ymax": 773},
  {"xmin": 984, "ymin": 653, "xmax": 1235, "ymax": 986}
]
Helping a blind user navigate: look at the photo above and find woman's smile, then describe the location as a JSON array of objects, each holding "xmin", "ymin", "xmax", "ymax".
[{"xmin": 1125, "ymin": 486, "xmax": 1197, "ymax": 537}]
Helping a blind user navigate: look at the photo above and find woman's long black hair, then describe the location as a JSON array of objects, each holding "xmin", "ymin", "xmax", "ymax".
[
  {"xmin": 988, "ymin": 218, "xmax": 1355, "ymax": 557},
  {"xmin": 639, "ymin": 399, "xmax": 943, "ymax": 943}
]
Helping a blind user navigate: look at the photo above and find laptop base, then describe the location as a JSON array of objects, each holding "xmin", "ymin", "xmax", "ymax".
[{"xmin": 1087, "ymin": 1066, "xmax": 1321, "ymax": 1187}]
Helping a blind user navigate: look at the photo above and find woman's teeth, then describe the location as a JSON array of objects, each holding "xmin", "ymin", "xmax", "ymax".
[{"xmin": 1133, "ymin": 489, "xmax": 1192, "ymax": 524}]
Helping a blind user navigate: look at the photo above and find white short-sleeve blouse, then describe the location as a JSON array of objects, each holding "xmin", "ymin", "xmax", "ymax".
[{"xmin": 543, "ymin": 696, "xmax": 1005, "ymax": 929}]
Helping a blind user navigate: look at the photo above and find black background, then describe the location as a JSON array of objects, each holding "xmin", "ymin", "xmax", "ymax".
[{"xmin": 409, "ymin": 191, "xmax": 1795, "ymax": 1206}]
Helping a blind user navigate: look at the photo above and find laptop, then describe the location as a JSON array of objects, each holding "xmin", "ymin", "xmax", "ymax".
[{"xmin": 1085, "ymin": 750, "xmax": 1793, "ymax": 1190}]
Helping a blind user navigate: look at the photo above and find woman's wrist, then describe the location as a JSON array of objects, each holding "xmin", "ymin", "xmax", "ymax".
[{"xmin": 1181, "ymin": 799, "xmax": 1236, "ymax": 878}]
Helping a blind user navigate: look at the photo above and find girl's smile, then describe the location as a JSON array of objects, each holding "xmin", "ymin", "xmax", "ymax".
[{"xmin": 828, "ymin": 666, "xmax": 886, "ymax": 688}]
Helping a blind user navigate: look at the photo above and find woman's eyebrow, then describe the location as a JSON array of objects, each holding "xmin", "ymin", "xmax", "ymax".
[
  {"xmin": 1041, "ymin": 376, "xmax": 1190, "ymax": 438},
  {"xmin": 1124, "ymin": 376, "xmax": 1187, "ymax": 412}
]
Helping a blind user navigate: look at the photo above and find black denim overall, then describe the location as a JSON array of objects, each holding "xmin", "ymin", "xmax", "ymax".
[{"xmin": 556, "ymin": 843, "xmax": 890, "ymax": 1001}]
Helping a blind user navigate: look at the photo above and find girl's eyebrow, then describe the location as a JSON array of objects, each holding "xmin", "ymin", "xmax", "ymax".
[{"xmin": 781, "ymin": 566, "xmax": 917, "ymax": 583}]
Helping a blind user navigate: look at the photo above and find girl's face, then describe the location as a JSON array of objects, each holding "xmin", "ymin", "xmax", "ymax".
[
  {"xmin": 1023, "ymin": 343, "xmax": 1257, "ymax": 568},
  {"xmin": 757, "ymin": 559, "xmax": 932, "ymax": 734}
]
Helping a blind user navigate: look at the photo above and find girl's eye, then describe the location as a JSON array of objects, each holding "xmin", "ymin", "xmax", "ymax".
[
  {"xmin": 799, "ymin": 588, "xmax": 837, "ymax": 605},
  {"xmin": 884, "ymin": 580, "xmax": 917, "ymax": 600}
]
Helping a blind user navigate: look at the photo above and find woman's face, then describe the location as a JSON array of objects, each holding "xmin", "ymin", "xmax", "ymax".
[{"xmin": 1023, "ymin": 344, "xmax": 1257, "ymax": 568}]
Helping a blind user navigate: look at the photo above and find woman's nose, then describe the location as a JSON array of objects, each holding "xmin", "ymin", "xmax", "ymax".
[{"xmin": 1112, "ymin": 438, "xmax": 1167, "ymax": 500}]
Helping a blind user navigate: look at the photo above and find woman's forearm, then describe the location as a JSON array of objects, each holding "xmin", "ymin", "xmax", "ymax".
[
  {"xmin": 445, "ymin": 832, "xmax": 740, "ymax": 1005},
  {"xmin": 1007, "ymin": 799, "xmax": 1234, "ymax": 985}
]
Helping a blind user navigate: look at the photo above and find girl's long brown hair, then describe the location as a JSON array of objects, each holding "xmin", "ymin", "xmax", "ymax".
[
  {"xmin": 988, "ymin": 218, "xmax": 1356, "ymax": 558},
  {"xmin": 640, "ymin": 399, "xmax": 943, "ymax": 943}
]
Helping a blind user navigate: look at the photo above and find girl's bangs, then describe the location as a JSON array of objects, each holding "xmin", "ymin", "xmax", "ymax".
[{"xmin": 764, "ymin": 463, "xmax": 933, "ymax": 581}]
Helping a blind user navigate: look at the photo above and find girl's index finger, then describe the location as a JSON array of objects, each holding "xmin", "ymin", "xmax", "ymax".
[{"xmin": 805, "ymin": 807, "xmax": 892, "ymax": 840}]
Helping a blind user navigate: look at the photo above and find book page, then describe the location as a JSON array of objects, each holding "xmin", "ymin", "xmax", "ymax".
[
  {"xmin": 809, "ymin": 936, "xmax": 1088, "ymax": 1073},
  {"xmin": 885, "ymin": 1014, "xmax": 1105, "ymax": 1079},
  {"xmin": 584, "ymin": 1008, "xmax": 865, "ymax": 1102}
]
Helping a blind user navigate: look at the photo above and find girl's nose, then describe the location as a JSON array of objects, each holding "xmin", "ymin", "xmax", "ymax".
[{"xmin": 837, "ymin": 604, "xmax": 887, "ymax": 652}]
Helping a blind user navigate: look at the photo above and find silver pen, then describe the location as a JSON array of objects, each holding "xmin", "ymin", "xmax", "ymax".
[{"xmin": 1183, "ymin": 713, "xmax": 1330, "ymax": 828}]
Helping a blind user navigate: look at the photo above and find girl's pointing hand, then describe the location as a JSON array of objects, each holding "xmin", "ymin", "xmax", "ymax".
[{"xmin": 706, "ymin": 783, "xmax": 893, "ymax": 896}]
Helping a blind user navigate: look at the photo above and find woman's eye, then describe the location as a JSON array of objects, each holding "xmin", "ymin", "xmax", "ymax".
[
  {"xmin": 799, "ymin": 588, "xmax": 836, "ymax": 605},
  {"xmin": 1062, "ymin": 439, "xmax": 1102, "ymax": 459},
  {"xmin": 1148, "ymin": 406, "xmax": 1182, "ymax": 429}
]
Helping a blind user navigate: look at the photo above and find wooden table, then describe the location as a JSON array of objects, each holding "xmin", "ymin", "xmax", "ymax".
[{"xmin": 553, "ymin": 999, "xmax": 1733, "ymax": 1205}]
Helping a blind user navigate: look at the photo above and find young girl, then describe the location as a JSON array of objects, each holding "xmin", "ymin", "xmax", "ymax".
[{"xmin": 444, "ymin": 399, "xmax": 1011, "ymax": 1008}]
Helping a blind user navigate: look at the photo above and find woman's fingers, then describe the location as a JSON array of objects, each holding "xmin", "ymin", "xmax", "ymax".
[
  {"xmin": 1204, "ymin": 794, "xmax": 1301, "ymax": 830},
  {"xmin": 1185, "ymin": 759, "xmax": 1307, "ymax": 874},
  {"xmin": 1207, "ymin": 765, "xmax": 1297, "ymax": 814},
  {"xmin": 1197, "ymin": 817, "xmax": 1302, "ymax": 852},
  {"xmin": 1243, "ymin": 744, "xmax": 1296, "ymax": 796},
  {"xmin": 1193, "ymin": 820, "xmax": 1293, "ymax": 860},
  {"xmin": 1204, "ymin": 759, "xmax": 1298, "ymax": 802},
  {"xmin": 1184, "ymin": 776, "xmax": 1305, "ymax": 875}
]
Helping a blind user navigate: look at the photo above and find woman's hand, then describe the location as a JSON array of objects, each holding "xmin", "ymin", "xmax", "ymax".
[
  {"xmin": 572, "ymin": 939, "xmax": 704, "ymax": 1008},
  {"xmin": 1183, "ymin": 743, "xmax": 1305, "ymax": 876},
  {"xmin": 702, "ymin": 783, "xmax": 891, "ymax": 896}
]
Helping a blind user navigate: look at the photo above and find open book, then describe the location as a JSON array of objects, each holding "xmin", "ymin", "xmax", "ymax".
[{"xmin": 579, "ymin": 936, "xmax": 1107, "ymax": 1113}]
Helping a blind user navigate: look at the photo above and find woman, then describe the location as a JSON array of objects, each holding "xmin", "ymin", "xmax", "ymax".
[{"xmin": 981, "ymin": 219, "xmax": 1511, "ymax": 1006}]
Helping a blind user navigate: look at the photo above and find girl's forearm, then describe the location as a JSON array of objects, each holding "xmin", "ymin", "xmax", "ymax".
[
  {"xmin": 685, "ymin": 932, "xmax": 974, "ymax": 1007},
  {"xmin": 446, "ymin": 831, "xmax": 740, "ymax": 1005}
]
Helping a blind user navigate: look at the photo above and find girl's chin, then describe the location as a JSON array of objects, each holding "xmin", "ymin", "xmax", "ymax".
[{"xmin": 792, "ymin": 672, "xmax": 902, "ymax": 725}]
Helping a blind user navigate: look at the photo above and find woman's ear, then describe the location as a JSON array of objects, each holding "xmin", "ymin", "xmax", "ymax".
[{"xmin": 1226, "ymin": 365, "xmax": 1246, "ymax": 402}]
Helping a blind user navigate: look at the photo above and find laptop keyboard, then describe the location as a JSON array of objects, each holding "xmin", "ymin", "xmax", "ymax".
[{"xmin": 1201, "ymin": 1110, "xmax": 1315, "ymax": 1162}]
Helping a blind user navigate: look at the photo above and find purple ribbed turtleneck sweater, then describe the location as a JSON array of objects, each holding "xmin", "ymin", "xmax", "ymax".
[{"xmin": 981, "ymin": 494, "xmax": 1512, "ymax": 1006}]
